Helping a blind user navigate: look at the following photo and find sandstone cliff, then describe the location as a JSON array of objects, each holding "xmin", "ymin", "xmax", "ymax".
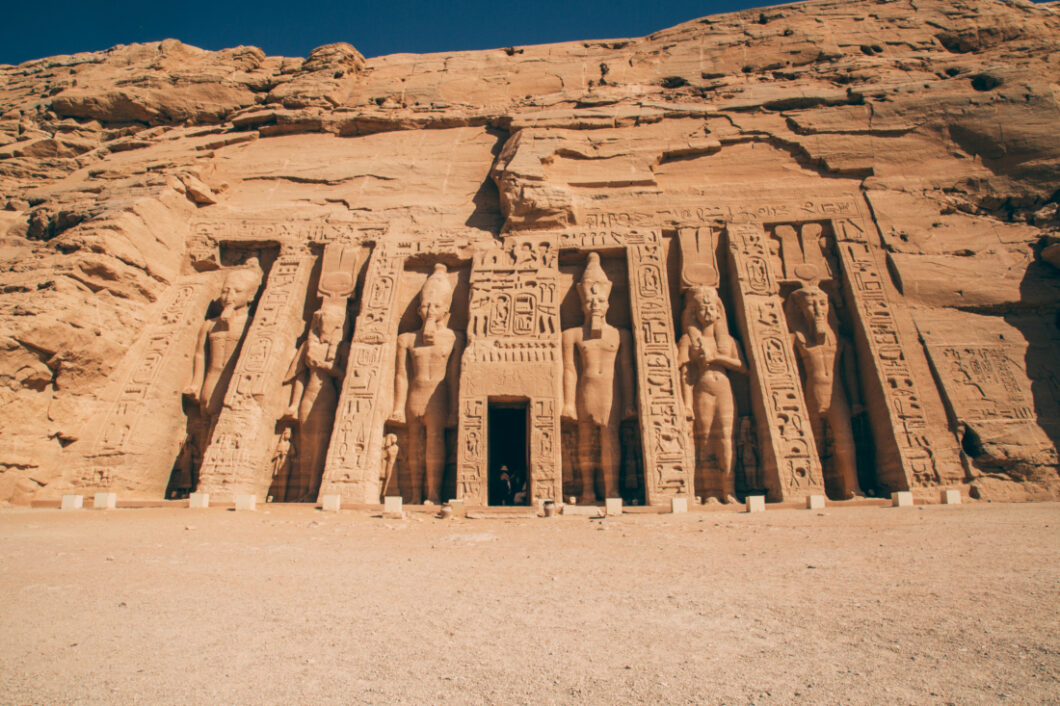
[{"xmin": 1, "ymin": 0, "xmax": 1058, "ymax": 504}]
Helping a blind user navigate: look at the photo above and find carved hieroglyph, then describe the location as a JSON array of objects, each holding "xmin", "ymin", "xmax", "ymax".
[
  {"xmin": 458, "ymin": 239, "xmax": 562, "ymax": 505},
  {"xmin": 726, "ymin": 222, "xmax": 825, "ymax": 501},
  {"xmin": 74, "ymin": 276, "xmax": 216, "ymax": 494},
  {"xmin": 318, "ymin": 246, "xmax": 406, "ymax": 503},
  {"xmin": 832, "ymin": 217, "xmax": 963, "ymax": 489},
  {"xmin": 626, "ymin": 233, "xmax": 695, "ymax": 503},
  {"xmin": 197, "ymin": 253, "xmax": 314, "ymax": 498}
]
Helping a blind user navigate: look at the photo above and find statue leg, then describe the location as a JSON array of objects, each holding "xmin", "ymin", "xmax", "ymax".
[
  {"xmin": 407, "ymin": 418, "xmax": 425, "ymax": 504},
  {"xmin": 828, "ymin": 404, "xmax": 862, "ymax": 499},
  {"xmin": 714, "ymin": 387, "xmax": 737, "ymax": 502},
  {"xmin": 285, "ymin": 372, "xmax": 305, "ymax": 418},
  {"xmin": 601, "ymin": 425, "xmax": 621, "ymax": 499},
  {"xmin": 693, "ymin": 389, "xmax": 717, "ymax": 500},
  {"xmin": 424, "ymin": 417, "xmax": 445, "ymax": 504},
  {"xmin": 577, "ymin": 421, "xmax": 596, "ymax": 503}
]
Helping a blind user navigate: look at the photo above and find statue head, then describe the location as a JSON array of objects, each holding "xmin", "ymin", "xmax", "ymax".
[
  {"xmin": 686, "ymin": 285, "xmax": 722, "ymax": 328},
  {"xmin": 219, "ymin": 267, "xmax": 260, "ymax": 311},
  {"xmin": 418, "ymin": 263, "xmax": 453, "ymax": 342},
  {"xmin": 791, "ymin": 282, "xmax": 831, "ymax": 333},
  {"xmin": 578, "ymin": 252, "xmax": 612, "ymax": 335},
  {"xmin": 313, "ymin": 299, "xmax": 347, "ymax": 343}
]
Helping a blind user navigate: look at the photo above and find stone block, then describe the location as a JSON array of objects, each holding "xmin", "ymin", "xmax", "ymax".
[
  {"xmin": 235, "ymin": 494, "xmax": 256, "ymax": 511},
  {"xmin": 806, "ymin": 494, "xmax": 826, "ymax": 510},
  {"xmin": 671, "ymin": 497, "xmax": 688, "ymax": 514},
  {"xmin": 746, "ymin": 495, "xmax": 766, "ymax": 513},
  {"xmin": 605, "ymin": 498, "xmax": 623, "ymax": 516},
  {"xmin": 448, "ymin": 499, "xmax": 466, "ymax": 518},
  {"xmin": 892, "ymin": 491, "xmax": 914, "ymax": 507},
  {"xmin": 188, "ymin": 492, "xmax": 210, "ymax": 509},
  {"xmin": 93, "ymin": 492, "xmax": 117, "ymax": 510},
  {"xmin": 383, "ymin": 496, "xmax": 403, "ymax": 518},
  {"xmin": 562, "ymin": 504, "xmax": 603, "ymax": 517},
  {"xmin": 940, "ymin": 489, "xmax": 962, "ymax": 505},
  {"xmin": 61, "ymin": 494, "xmax": 83, "ymax": 510},
  {"xmin": 320, "ymin": 494, "xmax": 341, "ymax": 512}
]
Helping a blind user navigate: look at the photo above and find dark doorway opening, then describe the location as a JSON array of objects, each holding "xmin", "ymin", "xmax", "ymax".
[{"xmin": 488, "ymin": 401, "xmax": 528, "ymax": 506}]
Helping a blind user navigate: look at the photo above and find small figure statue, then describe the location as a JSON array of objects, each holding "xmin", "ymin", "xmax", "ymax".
[
  {"xmin": 789, "ymin": 282, "xmax": 863, "ymax": 499},
  {"xmin": 736, "ymin": 416, "xmax": 759, "ymax": 491},
  {"xmin": 390, "ymin": 264, "xmax": 465, "ymax": 505},
  {"xmin": 380, "ymin": 433, "xmax": 399, "ymax": 501},
  {"xmin": 677, "ymin": 285, "xmax": 746, "ymax": 503},
  {"xmin": 561, "ymin": 252, "xmax": 636, "ymax": 503},
  {"xmin": 183, "ymin": 261, "xmax": 262, "ymax": 426},
  {"xmin": 271, "ymin": 427, "xmax": 296, "ymax": 488}
]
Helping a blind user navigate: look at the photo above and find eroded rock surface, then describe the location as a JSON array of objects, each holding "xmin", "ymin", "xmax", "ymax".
[{"xmin": 1, "ymin": 0, "xmax": 1058, "ymax": 505}]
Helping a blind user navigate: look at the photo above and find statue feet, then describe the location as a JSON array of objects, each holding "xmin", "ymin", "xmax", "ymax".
[{"xmin": 725, "ymin": 494, "xmax": 740, "ymax": 505}]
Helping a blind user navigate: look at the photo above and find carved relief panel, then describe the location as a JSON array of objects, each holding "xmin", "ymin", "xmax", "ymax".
[
  {"xmin": 626, "ymin": 232, "xmax": 695, "ymax": 503},
  {"xmin": 196, "ymin": 252, "xmax": 315, "ymax": 498},
  {"xmin": 319, "ymin": 246, "xmax": 406, "ymax": 503},
  {"xmin": 457, "ymin": 238, "xmax": 562, "ymax": 505},
  {"xmin": 726, "ymin": 222, "xmax": 825, "ymax": 501}
]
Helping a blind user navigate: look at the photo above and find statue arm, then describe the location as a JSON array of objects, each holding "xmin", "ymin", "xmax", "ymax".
[
  {"xmin": 719, "ymin": 334, "xmax": 748, "ymax": 375},
  {"xmin": 677, "ymin": 334, "xmax": 694, "ymax": 418},
  {"xmin": 283, "ymin": 340, "xmax": 307, "ymax": 383},
  {"xmin": 620, "ymin": 328, "xmax": 636, "ymax": 419},
  {"xmin": 390, "ymin": 336, "xmax": 409, "ymax": 424},
  {"xmin": 183, "ymin": 320, "xmax": 210, "ymax": 399},
  {"xmin": 561, "ymin": 329, "xmax": 578, "ymax": 421},
  {"xmin": 446, "ymin": 332, "xmax": 465, "ymax": 428}
]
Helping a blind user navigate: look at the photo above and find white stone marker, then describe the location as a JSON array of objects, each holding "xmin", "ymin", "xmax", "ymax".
[
  {"xmin": 605, "ymin": 498, "xmax": 623, "ymax": 516},
  {"xmin": 940, "ymin": 489, "xmax": 962, "ymax": 505},
  {"xmin": 892, "ymin": 491, "xmax": 914, "ymax": 507},
  {"xmin": 806, "ymin": 494, "xmax": 826, "ymax": 510},
  {"xmin": 671, "ymin": 496, "xmax": 688, "ymax": 514},
  {"xmin": 320, "ymin": 494, "xmax": 341, "ymax": 512},
  {"xmin": 188, "ymin": 492, "xmax": 210, "ymax": 509},
  {"xmin": 61, "ymin": 494, "xmax": 84, "ymax": 510},
  {"xmin": 384, "ymin": 496, "xmax": 403, "ymax": 518},
  {"xmin": 449, "ymin": 498, "xmax": 466, "ymax": 518},
  {"xmin": 93, "ymin": 492, "xmax": 117, "ymax": 510},
  {"xmin": 746, "ymin": 495, "xmax": 766, "ymax": 513},
  {"xmin": 235, "ymin": 494, "xmax": 256, "ymax": 511}
]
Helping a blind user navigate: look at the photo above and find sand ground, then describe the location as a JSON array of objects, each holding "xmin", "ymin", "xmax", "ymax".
[{"xmin": 1, "ymin": 501, "xmax": 1058, "ymax": 705}]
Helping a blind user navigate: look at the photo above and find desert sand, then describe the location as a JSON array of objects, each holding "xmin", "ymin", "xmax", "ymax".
[{"xmin": 1, "ymin": 502, "xmax": 1057, "ymax": 704}]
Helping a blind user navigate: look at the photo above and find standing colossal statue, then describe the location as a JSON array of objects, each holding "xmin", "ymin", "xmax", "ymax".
[
  {"xmin": 789, "ymin": 283, "xmax": 863, "ymax": 499},
  {"xmin": 677, "ymin": 285, "xmax": 746, "ymax": 503},
  {"xmin": 561, "ymin": 253, "xmax": 636, "ymax": 504},
  {"xmin": 390, "ymin": 264, "xmax": 464, "ymax": 504}
]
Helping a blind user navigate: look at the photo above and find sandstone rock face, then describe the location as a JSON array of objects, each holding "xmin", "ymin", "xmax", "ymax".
[{"xmin": 1, "ymin": 0, "xmax": 1058, "ymax": 505}]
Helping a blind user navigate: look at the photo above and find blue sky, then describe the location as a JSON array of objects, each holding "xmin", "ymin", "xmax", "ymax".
[{"xmin": 3, "ymin": 0, "xmax": 766, "ymax": 66}]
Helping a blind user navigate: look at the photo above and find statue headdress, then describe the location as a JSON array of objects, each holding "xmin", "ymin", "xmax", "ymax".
[
  {"xmin": 420, "ymin": 263, "xmax": 454, "ymax": 308},
  {"xmin": 578, "ymin": 252, "xmax": 612, "ymax": 300}
]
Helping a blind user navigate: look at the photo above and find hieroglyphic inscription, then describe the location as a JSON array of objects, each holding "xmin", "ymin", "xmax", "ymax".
[
  {"xmin": 530, "ymin": 397, "xmax": 562, "ymax": 503},
  {"xmin": 196, "ymin": 254, "xmax": 314, "ymax": 496},
  {"xmin": 457, "ymin": 396, "xmax": 487, "ymax": 503},
  {"xmin": 626, "ymin": 233, "xmax": 694, "ymax": 502},
  {"xmin": 318, "ymin": 247, "xmax": 405, "ymax": 502},
  {"xmin": 833, "ymin": 218, "xmax": 939, "ymax": 488},
  {"xmin": 727, "ymin": 223, "xmax": 824, "ymax": 500},
  {"xmin": 927, "ymin": 345, "xmax": 1036, "ymax": 423},
  {"xmin": 457, "ymin": 238, "xmax": 562, "ymax": 505},
  {"xmin": 80, "ymin": 280, "xmax": 211, "ymax": 489},
  {"xmin": 580, "ymin": 200, "xmax": 860, "ymax": 231},
  {"xmin": 191, "ymin": 218, "xmax": 385, "ymax": 246}
]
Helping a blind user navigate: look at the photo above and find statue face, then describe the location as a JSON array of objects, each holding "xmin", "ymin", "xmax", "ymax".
[
  {"xmin": 694, "ymin": 290, "xmax": 720, "ymax": 327},
  {"xmin": 220, "ymin": 273, "xmax": 256, "ymax": 310},
  {"xmin": 798, "ymin": 289, "xmax": 830, "ymax": 325},
  {"xmin": 581, "ymin": 281, "xmax": 610, "ymax": 319}
]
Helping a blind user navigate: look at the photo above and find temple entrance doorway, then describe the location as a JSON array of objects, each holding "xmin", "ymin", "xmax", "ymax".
[{"xmin": 488, "ymin": 400, "xmax": 529, "ymax": 506}]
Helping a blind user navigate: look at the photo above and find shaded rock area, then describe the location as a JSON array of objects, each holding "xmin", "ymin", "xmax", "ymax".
[{"xmin": 1, "ymin": 0, "xmax": 1058, "ymax": 505}]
